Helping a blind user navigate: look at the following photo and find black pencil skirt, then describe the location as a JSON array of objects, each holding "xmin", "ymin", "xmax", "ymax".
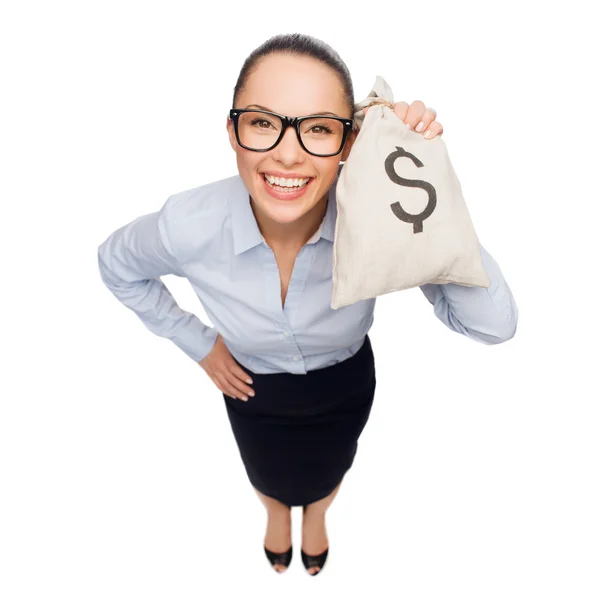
[{"xmin": 222, "ymin": 334, "xmax": 376, "ymax": 507}]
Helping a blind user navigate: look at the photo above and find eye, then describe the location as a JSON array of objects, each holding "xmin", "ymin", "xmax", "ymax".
[
  {"xmin": 250, "ymin": 118, "xmax": 275, "ymax": 129},
  {"xmin": 310, "ymin": 125, "xmax": 334, "ymax": 134}
]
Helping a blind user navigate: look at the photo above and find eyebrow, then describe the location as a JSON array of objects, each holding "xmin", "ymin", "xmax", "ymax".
[{"xmin": 245, "ymin": 104, "xmax": 341, "ymax": 117}]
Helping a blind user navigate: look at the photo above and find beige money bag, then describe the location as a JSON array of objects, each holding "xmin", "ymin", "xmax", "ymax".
[{"xmin": 331, "ymin": 75, "xmax": 490, "ymax": 310}]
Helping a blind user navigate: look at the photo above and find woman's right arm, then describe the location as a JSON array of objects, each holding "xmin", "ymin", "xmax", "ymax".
[{"xmin": 96, "ymin": 196, "xmax": 219, "ymax": 364}]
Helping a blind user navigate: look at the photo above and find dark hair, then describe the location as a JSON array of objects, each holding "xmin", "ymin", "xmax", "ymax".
[{"xmin": 232, "ymin": 33, "xmax": 355, "ymax": 119}]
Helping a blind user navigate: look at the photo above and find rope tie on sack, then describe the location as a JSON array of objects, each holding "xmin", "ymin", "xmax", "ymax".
[{"xmin": 364, "ymin": 99, "xmax": 395, "ymax": 110}]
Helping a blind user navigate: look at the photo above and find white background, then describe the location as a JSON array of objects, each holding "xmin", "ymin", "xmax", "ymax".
[{"xmin": 2, "ymin": 0, "xmax": 598, "ymax": 597}]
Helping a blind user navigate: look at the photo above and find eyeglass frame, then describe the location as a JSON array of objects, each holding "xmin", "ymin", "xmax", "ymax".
[{"xmin": 228, "ymin": 108, "xmax": 354, "ymax": 158}]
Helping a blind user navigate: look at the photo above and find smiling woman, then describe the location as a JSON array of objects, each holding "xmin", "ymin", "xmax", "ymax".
[{"xmin": 97, "ymin": 31, "xmax": 518, "ymax": 577}]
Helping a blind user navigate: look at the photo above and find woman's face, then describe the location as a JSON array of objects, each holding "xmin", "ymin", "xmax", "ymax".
[{"xmin": 227, "ymin": 53, "xmax": 357, "ymax": 230}]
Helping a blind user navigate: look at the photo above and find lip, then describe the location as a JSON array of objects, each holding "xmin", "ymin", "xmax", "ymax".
[{"xmin": 260, "ymin": 172, "xmax": 314, "ymax": 201}]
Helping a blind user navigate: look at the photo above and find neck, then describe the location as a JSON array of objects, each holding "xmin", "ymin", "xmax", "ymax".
[{"xmin": 251, "ymin": 193, "xmax": 328, "ymax": 252}]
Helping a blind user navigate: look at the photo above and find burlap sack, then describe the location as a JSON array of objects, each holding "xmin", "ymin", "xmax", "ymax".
[{"xmin": 331, "ymin": 75, "xmax": 490, "ymax": 309}]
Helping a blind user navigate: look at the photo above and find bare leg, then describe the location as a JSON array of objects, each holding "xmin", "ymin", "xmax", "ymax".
[
  {"xmin": 253, "ymin": 487, "xmax": 292, "ymax": 573},
  {"xmin": 302, "ymin": 478, "xmax": 344, "ymax": 574}
]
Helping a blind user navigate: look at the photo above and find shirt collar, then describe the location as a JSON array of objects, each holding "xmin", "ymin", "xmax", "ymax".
[{"xmin": 231, "ymin": 164, "xmax": 341, "ymax": 256}]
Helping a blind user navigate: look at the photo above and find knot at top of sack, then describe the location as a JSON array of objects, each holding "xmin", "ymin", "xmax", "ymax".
[{"xmin": 364, "ymin": 99, "xmax": 395, "ymax": 111}]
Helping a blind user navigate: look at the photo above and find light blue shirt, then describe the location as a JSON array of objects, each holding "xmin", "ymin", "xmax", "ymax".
[{"xmin": 97, "ymin": 164, "xmax": 518, "ymax": 374}]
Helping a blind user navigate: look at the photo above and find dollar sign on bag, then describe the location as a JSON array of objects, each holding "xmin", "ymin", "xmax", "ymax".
[{"xmin": 385, "ymin": 146, "xmax": 436, "ymax": 234}]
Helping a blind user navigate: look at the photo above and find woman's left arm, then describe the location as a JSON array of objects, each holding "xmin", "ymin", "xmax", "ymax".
[{"xmin": 419, "ymin": 245, "xmax": 519, "ymax": 344}]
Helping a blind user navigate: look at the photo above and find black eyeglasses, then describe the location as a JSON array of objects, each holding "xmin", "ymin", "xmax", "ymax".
[{"xmin": 229, "ymin": 108, "xmax": 354, "ymax": 157}]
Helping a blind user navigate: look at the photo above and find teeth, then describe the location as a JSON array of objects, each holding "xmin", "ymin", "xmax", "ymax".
[{"xmin": 264, "ymin": 174, "xmax": 310, "ymax": 187}]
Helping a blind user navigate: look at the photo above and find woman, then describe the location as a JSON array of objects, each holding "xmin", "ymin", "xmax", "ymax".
[{"xmin": 97, "ymin": 33, "xmax": 518, "ymax": 576}]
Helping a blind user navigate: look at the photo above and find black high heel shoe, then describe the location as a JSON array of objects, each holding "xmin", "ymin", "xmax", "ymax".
[
  {"xmin": 301, "ymin": 505, "xmax": 329, "ymax": 576},
  {"xmin": 264, "ymin": 544, "xmax": 292, "ymax": 572}
]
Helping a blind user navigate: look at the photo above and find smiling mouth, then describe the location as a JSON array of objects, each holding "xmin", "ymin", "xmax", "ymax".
[{"xmin": 261, "ymin": 173, "xmax": 314, "ymax": 191}]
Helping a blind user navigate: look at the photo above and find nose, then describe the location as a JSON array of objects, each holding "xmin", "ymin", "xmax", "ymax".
[{"xmin": 273, "ymin": 124, "xmax": 305, "ymax": 160}]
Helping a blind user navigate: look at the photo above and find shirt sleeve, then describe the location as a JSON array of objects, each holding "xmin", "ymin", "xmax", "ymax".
[
  {"xmin": 97, "ymin": 197, "xmax": 219, "ymax": 363},
  {"xmin": 419, "ymin": 244, "xmax": 518, "ymax": 344}
]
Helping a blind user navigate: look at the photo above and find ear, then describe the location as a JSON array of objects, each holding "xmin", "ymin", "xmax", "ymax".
[
  {"xmin": 340, "ymin": 127, "xmax": 358, "ymax": 162},
  {"xmin": 226, "ymin": 117, "xmax": 237, "ymax": 152}
]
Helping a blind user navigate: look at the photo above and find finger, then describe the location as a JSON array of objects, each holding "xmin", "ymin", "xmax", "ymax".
[
  {"xmin": 215, "ymin": 372, "xmax": 248, "ymax": 401},
  {"xmin": 392, "ymin": 101, "xmax": 409, "ymax": 123},
  {"xmin": 224, "ymin": 371, "xmax": 255, "ymax": 398},
  {"xmin": 422, "ymin": 121, "xmax": 444, "ymax": 140},
  {"xmin": 229, "ymin": 362, "xmax": 253, "ymax": 385},
  {"xmin": 403, "ymin": 99, "xmax": 427, "ymax": 130},
  {"xmin": 414, "ymin": 107, "xmax": 438, "ymax": 133}
]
